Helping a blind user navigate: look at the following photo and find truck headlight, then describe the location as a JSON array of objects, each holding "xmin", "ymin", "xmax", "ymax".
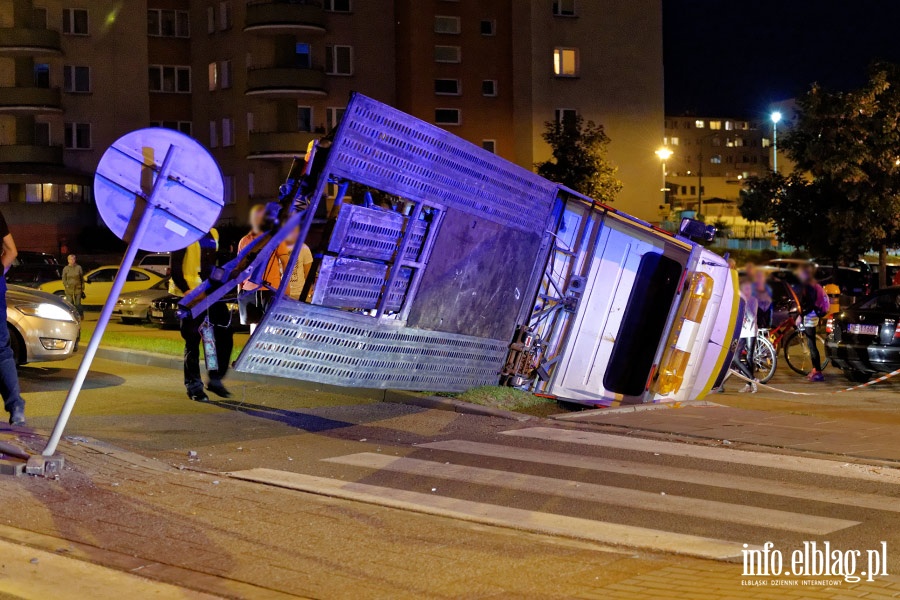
[{"xmin": 17, "ymin": 303, "xmax": 76, "ymax": 322}]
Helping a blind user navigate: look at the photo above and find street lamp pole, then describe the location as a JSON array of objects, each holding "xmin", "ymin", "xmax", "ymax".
[
  {"xmin": 655, "ymin": 147, "xmax": 672, "ymax": 207},
  {"xmin": 771, "ymin": 111, "xmax": 782, "ymax": 173}
]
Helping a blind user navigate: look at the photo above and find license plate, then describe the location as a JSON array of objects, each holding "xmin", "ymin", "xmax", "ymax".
[
  {"xmin": 151, "ymin": 310, "xmax": 164, "ymax": 318},
  {"xmin": 848, "ymin": 323, "xmax": 879, "ymax": 335}
]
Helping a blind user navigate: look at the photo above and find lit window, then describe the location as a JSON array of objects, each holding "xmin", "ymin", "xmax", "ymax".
[
  {"xmin": 298, "ymin": 106, "xmax": 313, "ymax": 132},
  {"xmin": 670, "ymin": 137, "xmax": 679, "ymax": 146},
  {"xmin": 64, "ymin": 122, "xmax": 91, "ymax": 149},
  {"xmin": 734, "ymin": 137, "xmax": 744, "ymax": 147},
  {"xmin": 435, "ymin": 108, "xmax": 461, "ymax": 126},
  {"xmin": 434, "ymin": 79, "xmax": 461, "ymax": 95},
  {"xmin": 762, "ymin": 138, "xmax": 771, "ymax": 148},
  {"xmin": 725, "ymin": 120, "xmax": 734, "ymax": 130},
  {"xmin": 695, "ymin": 120, "xmax": 705, "ymax": 128},
  {"xmin": 482, "ymin": 80, "xmax": 497, "ymax": 97},
  {"xmin": 208, "ymin": 62, "xmax": 217, "ymax": 91},
  {"xmin": 553, "ymin": 47, "xmax": 579, "ymax": 77},
  {"xmin": 63, "ymin": 65, "xmax": 90, "ymax": 93},
  {"xmin": 324, "ymin": 0, "xmax": 352, "ymax": 12},
  {"xmin": 709, "ymin": 120, "xmax": 722, "ymax": 130},
  {"xmin": 62, "ymin": 8, "xmax": 88, "ymax": 35},
  {"xmin": 434, "ymin": 16, "xmax": 461, "ymax": 34},
  {"xmin": 482, "ymin": 140, "xmax": 496, "ymax": 153},
  {"xmin": 326, "ymin": 45, "xmax": 353, "ymax": 75},
  {"xmin": 710, "ymin": 155, "xmax": 722, "ymax": 164},
  {"xmin": 553, "ymin": 0, "xmax": 576, "ymax": 16},
  {"xmin": 480, "ymin": 20, "xmax": 496, "ymax": 35},
  {"xmin": 434, "ymin": 45, "xmax": 461, "ymax": 63}
]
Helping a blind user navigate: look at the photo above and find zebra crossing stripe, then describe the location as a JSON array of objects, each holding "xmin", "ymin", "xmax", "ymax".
[
  {"xmin": 324, "ymin": 453, "xmax": 859, "ymax": 535},
  {"xmin": 501, "ymin": 427, "xmax": 900, "ymax": 484},
  {"xmin": 419, "ymin": 439, "xmax": 900, "ymax": 513},
  {"xmin": 228, "ymin": 467, "xmax": 753, "ymax": 560}
]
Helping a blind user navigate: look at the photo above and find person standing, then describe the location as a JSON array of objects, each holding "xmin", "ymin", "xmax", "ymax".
[
  {"xmin": 171, "ymin": 229, "xmax": 234, "ymax": 402},
  {"xmin": 61, "ymin": 254, "xmax": 84, "ymax": 316},
  {"xmin": 796, "ymin": 265, "xmax": 830, "ymax": 382},
  {"xmin": 0, "ymin": 212, "xmax": 24, "ymax": 425},
  {"xmin": 237, "ymin": 205, "xmax": 289, "ymax": 330},
  {"xmin": 735, "ymin": 278, "xmax": 759, "ymax": 393},
  {"xmin": 285, "ymin": 228, "xmax": 314, "ymax": 300}
]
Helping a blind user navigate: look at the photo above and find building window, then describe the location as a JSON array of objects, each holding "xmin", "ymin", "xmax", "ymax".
[
  {"xmin": 480, "ymin": 20, "xmax": 496, "ymax": 35},
  {"xmin": 33, "ymin": 63, "xmax": 50, "ymax": 88},
  {"xmin": 327, "ymin": 107, "xmax": 346, "ymax": 133},
  {"xmin": 64, "ymin": 122, "xmax": 91, "ymax": 149},
  {"xmin": 434, "ymin": 79, "xmax": 460, "ymax": 95},
  {"xmin": 296, "ymin": 43, "xmax": 312, "ymax": 69},
  {"xmin": 34, "ymin": 122, "xmax": 50, "ymax": 146},
  {"xmin": 149, "ymin": 65, "xmax": 191, "ymax": 93},
  {"xmin": 209, "ymin": 121, "xmax": 218, "ymax": 148},
  {"xmin": 33, "ymin": 7, "xmax": 47, "ymax": 28},
  {"xmin": 434, "ymin": 15, "xmax": 461, "ymax": 34},
  {"xmin": 220, "ymin": 60, "xmax": 232, "ymax": 89},
  {"xmin": 208, "ymin": 62, "xmax": 217, "ymax": 91},
  {"xmin": 690, "ymin": 186, "xmax": 696, "ymax": 195},
  {"xmin": 222, "ymin": 118, "xmax": 234, "ymax": 147},
  {"xmin": 434, "ymin": 45, "xmax": 461, "ymax": 63},
  {"xmin": 709, "ymin": 120, "xmax": 722, "ymax": 130},
  {"xmin": 246, "ymin": 112, "xmax": 254, "ymax": 135},
  {"xmin": 762, "ymin": 138, "xmax": 771, "ymax": 148},
  {"xmin": 324, "ymin": 0, "xmax": 351, "ymax": 12},
  {"xmin": 148, "ymin": 9, "xmax": 189, "ymax": 38},
  {"xmin": 223, "ymin": 176, "xmax": 235, "ymax": 205},
  {"xmin": 153, "ymin": 121, "xmax": 192, "ymax": 136},
  {"xmin": 555, "ymin": 108, "xmax": 577, "ymax": 126},
  {"xmin": 63, "ymin": 65, "xmax": 90, "ymax": 93},
  {"xmin": 435, "ymin": 108, "xmax": 461, "ymax": 126},
  {"xmin": 733, "ymin": 137, "xmax": 744, "ymax": 147},
  {"xmin": 725, "ymin": 120, "xmax": 734, "ymax": 131},
  {"xmin": 219, "ymin": 1, "xmax": 232, "ymax": 30},
  {"xmin": 325, "ymin": 45, "xmax": 353, "ymax": 76},
  {"xmin": 298, "ymin": 106, "xmax": 313, "ymax": 132},
  {"xmin": 206, "ymin": 6, "xmax": 215, "ymax": 33},
  {"xmin": 695, "ymin": 119, "xmax": 705, "ymax": 128},
  {"xmin": 553, "ymin": 47, "xmax": 579, "ymax": 77},
  {"xmin": 710, "ymin": 155, "xmax": 722, "ymax": 164},
  {"xmin": 62, "ymin": 8, "xmax": 88, "ymax": 35},
  {"xmin": 711, "ymin": 137, "xmax": 721, "ymax": 147},
  {"xmin": 552, "ymin": 0, "xmax": 576, "ymax": 17},
  {"xmin": 669, "ymin": 137, "xmax": 680, "ymax": 146},
  {"xmin": 481, "ymin": 79, "xmax": 497, "ymax": 97},
  {"xmin": 482, "ymin": 140, "xmax": 496, "ymax": 153}
]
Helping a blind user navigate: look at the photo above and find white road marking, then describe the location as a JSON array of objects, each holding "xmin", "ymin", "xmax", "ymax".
[
  {"xmin": 228, "ymin": 468, "xmax": 753, "ymax": 560},
  {"xmin": 419, "ymin": 439, "xmax": 900, "ymax": 513},
  {"xmin": 324, "ymin": 453, "xmax": 859, "ymax": 535},
  {"xmin": 501, "ymin": 427, "xmax": 900, "ymax": 484}
]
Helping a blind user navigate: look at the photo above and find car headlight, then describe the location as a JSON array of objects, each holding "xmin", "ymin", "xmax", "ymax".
[{"xmin": 17, "ymin": 303, "xmax": 76, "ymax": 322}]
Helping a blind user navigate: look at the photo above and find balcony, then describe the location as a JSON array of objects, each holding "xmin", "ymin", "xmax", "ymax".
[
  {"xmin": 0, "ymin": 28, "xmax": 62, "ymax": 56},
  {"xmin": 248, "ymin": 132, "xmax": 319, "ymax": 160},
  {"xmin": 244, "ymin": 0, "xmax": 326, "ymax": 35},
  {"xmin": 246, "ymin": 67, "xmax": 327, "ymax": 97},
  {"xmin": 0, "ymin": 87, "xmax": 62, "ymax": 115},
  {"xmin": 0, "ymin": 145, "xmax": 63, "ymax": 165}
]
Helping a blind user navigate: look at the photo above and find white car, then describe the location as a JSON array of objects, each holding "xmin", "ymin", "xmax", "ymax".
[
  {"xmin": 114, "ymin": 278, "xmax": 173, "ymax": 323},
  {"xmin": 138, "ymin": 253, "xmax": 171, "ymax": 277},
  {"xmin": 40, "ymin": 266, "xmax": 164, "ymax": 307},
  {"xmin": 7, "ymin": 285, "xmax": 80, "ymax": 364}
]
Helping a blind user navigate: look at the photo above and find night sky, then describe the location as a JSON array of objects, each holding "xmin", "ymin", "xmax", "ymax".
[{"xmin": 663, "ymin": 0, "xmax": 900, "ymax": 118}]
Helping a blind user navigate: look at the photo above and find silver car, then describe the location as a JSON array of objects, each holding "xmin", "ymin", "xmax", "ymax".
[
  {"xmin": 7, "ymin": 285, "xmax": 81, "ymax": 364},
  {"xmin": 114, "ymin": 278, "xmax": 173, "ymax": 323}
]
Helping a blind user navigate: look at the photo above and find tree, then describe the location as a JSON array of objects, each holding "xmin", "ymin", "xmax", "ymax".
[
  {"xmin": 536, "ymin": 114, "xmax": 622, "ymax": 203},
  {"xmin": 781, "ymin": 63, "xmax": 900, "ymax": 287}
]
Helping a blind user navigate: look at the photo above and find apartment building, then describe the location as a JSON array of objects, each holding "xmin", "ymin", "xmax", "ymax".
[{"xmin": 0, "ymin": 0, "xmax": 665, "ymax": 252}]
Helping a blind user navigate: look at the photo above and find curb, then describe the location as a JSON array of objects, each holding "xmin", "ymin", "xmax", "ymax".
[
  {"xmin": 383, "ymin": 390, "xmax": 535, "ymax": 422},
  {"xmin": 550, "ymin": 400, "xmax": 722, "ymax": 420}
]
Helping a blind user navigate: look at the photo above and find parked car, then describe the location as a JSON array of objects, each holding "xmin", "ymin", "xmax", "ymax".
[
  {"xmin": 826, "ymin": 287, "xmax": 900, "ymax": 382},
  {"xmin": 150, "ymin": 292, "xmax": 245, "ymax": 331},
  {"xmin": 113, "ymin": 278, "xmax": 172, "ymax": 323},
  {"xmin": 14, "ymin": 251, "xmax": 59, "ymax": 266},
  {"xmin": 39, "ymin": 266, "xmax": 163, "ymax": 307},
  {"xmin": 138, "ymin": 252, "xmax": 171, "ymax": 277},
  {"xmin": 6, "ymin": 285, "xmax": 80, "ymax": 364},
  {"xmin": 6, "ymin": 264, "xmax": 63, "ymax": 289}
]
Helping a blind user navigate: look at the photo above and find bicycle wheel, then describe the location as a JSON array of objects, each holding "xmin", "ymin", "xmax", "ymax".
[
  {"xmin": 752, "ymin": 337, "xmax": 777, "ymax": 383},
  {"xmin": 783, "ymin": 330, "xmax": 830, "ymax": 375}
]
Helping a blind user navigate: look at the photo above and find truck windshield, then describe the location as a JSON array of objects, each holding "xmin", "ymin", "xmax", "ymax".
[{"xmin": 603, "ymin": 252, "xmax": 683, "ymax": 396}]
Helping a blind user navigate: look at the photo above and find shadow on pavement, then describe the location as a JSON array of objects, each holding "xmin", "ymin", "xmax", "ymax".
[
  {"xmin": 18, "ymin": 366, "xmax": 126, "ymax": 392},
  {"xmin": 211, "ymin": 399, "xmax": 358, "ymax": 433}
]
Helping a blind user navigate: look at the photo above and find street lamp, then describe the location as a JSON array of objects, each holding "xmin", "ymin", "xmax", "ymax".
[
  {"xmin": 771, "ymin": 111, "xmax": 783, "ymax": 173},
  {"xmin": 655, "ymin": 147, "xmax": 672, "ymax": 206}
]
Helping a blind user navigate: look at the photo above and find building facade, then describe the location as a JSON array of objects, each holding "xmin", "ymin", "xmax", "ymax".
[{"xmin": 0, "ymin": 0, "xmax": 665, "ymax": 252}]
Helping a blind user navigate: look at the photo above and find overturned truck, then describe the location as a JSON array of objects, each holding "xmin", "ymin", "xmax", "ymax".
[{"xmin": 181, "ymin": 93, "xmax": 741, "ymax": 406}]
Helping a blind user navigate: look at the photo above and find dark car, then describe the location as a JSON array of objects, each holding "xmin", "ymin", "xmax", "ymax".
[
  {"xmin": 825, "ymin": 287, "xmax": 900, "ymax": 382},
  {"xmin": 14, "ymin": 251, "xmax": 59, "ymax": 266},
  {"xmin": 150, "ymin": 293, "xmax": 245, "ymax": 330},
  {"xmin": 6, "ymin": 264, "xmax": 63, "ymax": 288}
]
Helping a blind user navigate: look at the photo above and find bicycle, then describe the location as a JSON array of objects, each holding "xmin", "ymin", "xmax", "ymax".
[
  {"xmin": 767, "ymin": 315, "xmax": 830, "ymax": 376},
  {"xmin": 745, "ymin": 330, "xmax": 777, "ymax": 383}
]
